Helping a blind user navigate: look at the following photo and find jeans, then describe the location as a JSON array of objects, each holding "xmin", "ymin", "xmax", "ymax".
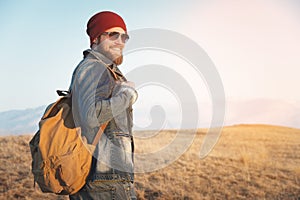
[{"xmin": 69, "ymin": 173, "xmax": 137, "ymax": 200}]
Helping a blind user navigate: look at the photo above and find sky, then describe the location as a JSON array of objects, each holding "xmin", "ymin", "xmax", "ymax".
[{"xmin": 0, "ymin": 0, "xmax": 300, "ymax": 129}]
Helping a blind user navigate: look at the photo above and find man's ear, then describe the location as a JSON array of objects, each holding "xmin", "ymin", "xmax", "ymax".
[
  {"xmin": 93, "ymin": 37, "xmax": 99, "ymax": 45},
  {"xmin": 94, "ymin": 35, "xmax": 104, "ymax": 45}
]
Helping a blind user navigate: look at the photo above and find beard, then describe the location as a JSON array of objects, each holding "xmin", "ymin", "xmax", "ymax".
[
  {"xmin": 103, "ymin": 52, "xmax": 123, "ymax": 66},
  {"xmin": 113, "ymin": 55, "xmax": 123, "ymax": 66},
  {"xmin": 99, "ymin": 49, "xmax": 124, "ymax": 66},
  {"xmin": 94, "ymin": 42, "xmax": 124, "ymax": 66}
]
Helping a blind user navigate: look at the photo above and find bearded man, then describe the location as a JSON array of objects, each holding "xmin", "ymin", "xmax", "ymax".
[{"xmin": 69, "ymin": 11, "xmax": 138, "ymax": 200}]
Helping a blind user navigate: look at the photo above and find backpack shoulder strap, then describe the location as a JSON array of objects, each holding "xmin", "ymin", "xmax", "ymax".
[
  {"xmin": 92, "ymin": 123, "xmax": 108, "ymax": 146},
  {"xmin": 90, "ymin": 63, "xmax": 118, "ymax": 146},
  {"xmin": 90, "ymin": 61, "xmax": 119, "ymax": 146}
]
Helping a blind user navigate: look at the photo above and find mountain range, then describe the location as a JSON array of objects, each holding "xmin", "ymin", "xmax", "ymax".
[
  {"xmin": 0, "ymin": 99, "xmax": 299, "ymax": 136},
  {"xmin": 0, "ymin": 105, "xmax": 46, "ymax": 135}
]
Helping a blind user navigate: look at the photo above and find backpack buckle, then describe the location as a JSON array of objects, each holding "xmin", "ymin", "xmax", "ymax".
[{"xmin": 56, "ymin": 90, "xmax": 70, "ymax": 97}]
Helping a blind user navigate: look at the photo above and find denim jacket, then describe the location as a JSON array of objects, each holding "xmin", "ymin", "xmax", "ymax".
[{"xmin": 70, "ymin": 49, "xmax": 136, "ymax": 181}]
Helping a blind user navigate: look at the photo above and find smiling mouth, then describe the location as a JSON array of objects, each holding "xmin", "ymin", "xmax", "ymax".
[{"xmin": 110, "ymin": 47, "xmax": 122, "ymax": 53}]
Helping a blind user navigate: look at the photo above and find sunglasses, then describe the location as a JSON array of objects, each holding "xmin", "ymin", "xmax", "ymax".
[{"xmin": 102, "ymin": 32, "xmax": 130, "ymax": 43}]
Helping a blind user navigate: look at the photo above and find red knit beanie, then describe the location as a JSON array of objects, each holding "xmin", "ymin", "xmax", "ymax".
[{"xmin": 86, "ymin": 11, "xmax": 127, "ymax": 46}]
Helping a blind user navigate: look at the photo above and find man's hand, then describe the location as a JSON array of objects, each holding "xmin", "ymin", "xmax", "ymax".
[
  {"xmin": 117, "ymin": 81, "xmax": 135, "ymax": 88},
  {"xmin": 116, "ymin": 81, "xmax": 138, "ymax": 105}
]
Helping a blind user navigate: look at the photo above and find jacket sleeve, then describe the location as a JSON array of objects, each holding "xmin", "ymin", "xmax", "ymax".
[{"xmin": 71, "ymin": 61, "xmax": 135, "ymax": 129}]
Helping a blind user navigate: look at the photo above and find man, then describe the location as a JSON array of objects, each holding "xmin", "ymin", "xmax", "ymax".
[{"xmin": 69, "ymin": 11, "xmax": 138, "ymax": 200}]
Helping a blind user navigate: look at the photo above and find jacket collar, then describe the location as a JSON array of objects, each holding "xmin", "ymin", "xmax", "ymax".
[{"xmin": 83, "ymin": 49, "xmax": 126, "ymax": 80}]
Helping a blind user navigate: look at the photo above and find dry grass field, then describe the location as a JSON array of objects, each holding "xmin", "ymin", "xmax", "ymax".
[{"xmin": 0, "ymin": 124, "xmax": 299, "ymax": 199}]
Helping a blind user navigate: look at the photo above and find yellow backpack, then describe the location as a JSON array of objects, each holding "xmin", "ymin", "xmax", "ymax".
[{"xmin": 29, "ymin": 91, "xmax": 107, "ymax": 195}]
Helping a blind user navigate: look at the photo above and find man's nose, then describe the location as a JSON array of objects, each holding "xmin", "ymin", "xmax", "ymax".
[
  {"xmin": 115, "ymin": 34, "xmax": 125, "ymax": 46},
  {"xmin": 115, "ymin": 35, "xmax": 125, "ymax": 45}
]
